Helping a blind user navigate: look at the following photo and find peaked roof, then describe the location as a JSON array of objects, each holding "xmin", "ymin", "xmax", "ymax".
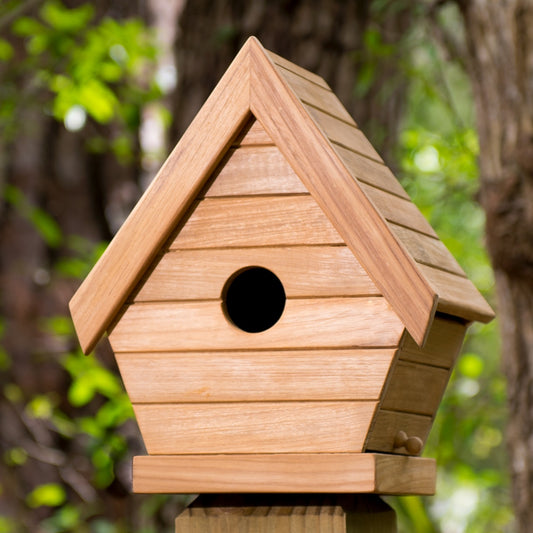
[{"xmin": 70, "ymin": 37, "xmax": 494, "ymax": 354}]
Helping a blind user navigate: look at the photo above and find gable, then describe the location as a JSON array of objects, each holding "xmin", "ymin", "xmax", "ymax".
[
  {"xmin": 132, "ymin": 117, "xmax": 381, "ymax": 302},
  {"xmin": 111, "ymin": 117, "xmax": 403, "ymax": 352},
  {"xmin": 70, "ymin": 37, "xmax": 493, "ymax": 354}
]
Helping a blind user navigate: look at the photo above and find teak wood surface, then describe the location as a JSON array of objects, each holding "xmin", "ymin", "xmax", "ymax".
[
  {"xmin": 132, "ymin": 246, "xmax": 379, "ymax": 302},
  {"xmin": 133, "ymin": 401, "xmax": 377, "ymax": 455},
  {"xmin": 69, "ymin": 37, "xmax": 493, "ymax": 354},
  {"xmin": 115, "ymin": 349, "xmax": 395, "ymax": 403},
  {"xmin": 133, "ymin": 454, "xmax": 436, "ymax": 495},
  {"xmin": 108, "ymin": 297, "xmax": 404, "ymax": 352}
]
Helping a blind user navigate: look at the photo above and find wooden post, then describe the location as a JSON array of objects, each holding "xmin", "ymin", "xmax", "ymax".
[{"xmin": 175, "ymin": 494, "xmax": 397, "ymax": 532}]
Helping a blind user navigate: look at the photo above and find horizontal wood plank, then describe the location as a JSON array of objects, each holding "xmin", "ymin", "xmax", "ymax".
[
  {"xmin": 389, "ymin": 223, "xmax": 466, "ymax": 276},
  {"xmin": 133, "ymin": 246, "xmax": 379, "ymax": 302},
  {"xmin": 365, "ymin": 410, "xmax": 433, "ymax": 455},
  {"xmin": 115, "ymin": 349, "xmax": 396, "ymax": 403},
  {"xmin": 204, "ymin": 145, "xmax": 306, "ymax": 197},
  {"xmin": 233, "ymin": 118, "xmax": 273, "ymax": 146},
  {"xmin": 334, "ymin": 144, "xmax": 409, "ymax": 199},
  {"xmin": 277, "ymin": 67, "xmax": 356, "ymax": 125},
  {"xmin": 400, "ymin": 316, "xmax": 467, "ymax": 368},
  {"xmin": 380, "ymin": 361, "xmax": 450, "ymax": 416},
  {"xmin": 305, "ymin": 105, "xmax": 383, "ymax": 163},
  {"xmin": 374, "ymin": 455, "xmax": 436, "ymax": 495},
  {"xmin": 108, "ymin": 297, "xmax": 405, "ymax": 352},
  {"xmin": 133, "ymin": 453, "xmax": 436, "ymax": 495},
  {"xmin": 133, "ymin": 401, "xmax": 377, "ymax": 454},
  {"xmin": 360, "ymin": 183, "xmax": 438, "ymax": 238},
  {"xmin": 267, "ymin": 50, "xmax": 331, "ymax": 89},
  {"xmin": 420, "ymin": 264, "xmax": 495, "ymax": 323},
  {"xmin": 169, "ymin": 196, "xmax": 344, "ymax": 249}
]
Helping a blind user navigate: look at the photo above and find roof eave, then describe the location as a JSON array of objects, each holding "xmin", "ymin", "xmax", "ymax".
[
  {"xmin": 248, "ymin": 38, "xmax": 439, "ymax": 346},
  {"xmin": 69, "ymin": 39, "xmax": 253, "ymax": 353}
]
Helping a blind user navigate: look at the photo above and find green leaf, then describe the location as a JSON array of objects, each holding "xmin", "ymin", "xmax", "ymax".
[
  {"xmin": 28, "ymin": 207, "xmax": 62, "ymax": 248},
  {"xmin": 40, "ymin": 0, "xmax": 94, "ymax": 33},
  {"xmin": 4, "ymin": 447, "xmax": 28, "ymax": 466},
  {"xmin": 54, "ymin": 256, "xmax": 92, "ymax": 278},
  {"xmin": 40, "ymin": 504, "xmax": 81, "ymax": 531},
  {"xmin": 3, "ymin": 383, "xmax": 22, "ymax": 403},
  {"xmin": 2, "ymin": 185, "xmax": 62, "ymax": 247},
  {"xmin": 68, "ymin": 365, "xmax": 121, "ymax": 407},
  {"xmin": 458, "ymin": 352, "xmax": 485, "ymax": 379},
  {"xmin": 26, "ymin": 394, "xmax": 57, "ymax": 419},
  {"xmin": 78, "ymin": 416, "xmax": 104, "ymax": 439},
  {"xmin": 0, "ymin": 516, "xmax": 17, "ymax": 533},
  {"xmin": 78, "ymin": 79, "xmax": 117, "ymax": 123},
  {"xmin": 354, "ymin": 62, "xmax": 376, "ymax": 98},
  {"xmin": 26, "ymin": 483, "xmax": 66, "ymax": 508},
  {"xmin": 68, "ymin": 374, "xmax": 96, "ymax": 406},
  {"xmin": 41, "ymin": 316, "xmax": 74, "ymax": 337},
  {"xmin": 0, "ymin": 39, "xmax": 14, "ymax": 61},
  {"xmin": 12, "ymin": 16, "xmax": 45, "ymax": 37},
  {"xmin": 96, "ymin": 396, "xmax": 133, "ymax": 428}
]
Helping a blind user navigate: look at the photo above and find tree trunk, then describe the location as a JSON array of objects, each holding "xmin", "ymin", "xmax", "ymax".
[
  {"xmin": 172, "ymin": 0, "xmax": 413, "ymax": 164},
  {"xmin": 456, "ymin": 1, "xmax": 533, "ymax": 530}
]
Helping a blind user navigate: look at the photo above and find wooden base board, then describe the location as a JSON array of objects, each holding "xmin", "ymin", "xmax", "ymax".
[{"xmin": 133, "ymin": 453, "xmax": 436, "ymax": 495}]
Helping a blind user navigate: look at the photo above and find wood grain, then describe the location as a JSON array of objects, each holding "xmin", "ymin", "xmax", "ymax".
[
  {"xmin": 115, "ymin": 349, "xmax": 396, "ymax": 403},
  {"xmin": 277, "ymin": 66, "xmax": 356, "ymax": 125},
  {"xmin": 108, "ymin": 297, "xmax": 405, "ymax": 352},
  {"xmin": 399, "ymin": 315, "xmax": 467, "ymax": 368},
  {"xmin": 132, "ymin": 453, "xmax": 436, "ymax": 495},
  {"xmin": 169, "ymin": 196, "xmax": 344, "ymax": 249},
  {"xmin": 133, "ymin": 401, "xmax": 377, "ymax": 454},
  {"xmin": 133, "ymin": 246, "xmax": 379, "ymax": 302},
  {"xmin": 390, "ymin": 224, "xmax": 466, "ymax": 276},
  {"xmin": 359, "ymin": 183, "xmax": 438, "ymax": 238},
  {"xmin": 334, "ymin": 144, "xmax": 409, "ymax": 199},
  {"xmin": 380, "ymin": 361, "xmax": 450, "ymax": 416},
  {"xmin": 250, "ymin": 39, "xmax": 437, "ymax": 346},
  {"xmin": 233, "ymin": 117, "xmax": 273, "ymax": 146},
  {"xmin": 69, "ymin": 41, "xmax": 252, "ymax": 353},
  {"xmin": 305, "ymin": 105, "xmax": 382, "ymax": 163},
  {"xmin": 175, "ymin": 496, "xmax": 349, "ymax": 533},
  {"xmin": 365, "ymin": 410, "xmax": 433, "ymax": 454},
  {"xmin": 205, "ymin": 145, "xmax": 306, "ymax": 197},
  {"xmin": 420, "ymin": 264, "xmax": 495, "ymax": 323},
  {"xmin": 374, "ymin": 455, "xmax": 437, "ymax": 495},
  {"xmin": 267, "ymin": 50, "xmax": 331, "ymax": 90}
]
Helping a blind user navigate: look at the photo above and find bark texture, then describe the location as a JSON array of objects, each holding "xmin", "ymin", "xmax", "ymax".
[
  {"xmin": 456, "ymin": 1, "xmax": 533, "ymax": 529},
  {"xmin": 172, "ymin": 0, "xmax": 413, "ymax": 164}
]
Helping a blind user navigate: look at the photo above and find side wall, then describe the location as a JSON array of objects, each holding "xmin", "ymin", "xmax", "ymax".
[{"xmin": 366, "ymin": 314, "xmax": 467, "ymax": 454}]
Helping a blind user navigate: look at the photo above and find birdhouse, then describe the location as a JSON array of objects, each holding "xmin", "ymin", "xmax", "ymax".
[{"xmin": 69, "ymin": 37, "xmax": 494, "ymax": 496}]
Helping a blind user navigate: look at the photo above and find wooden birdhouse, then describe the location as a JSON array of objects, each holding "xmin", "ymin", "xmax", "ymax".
[{"xmin": 69, "ymin": 37, "xmax": 494, "ymax": 496}]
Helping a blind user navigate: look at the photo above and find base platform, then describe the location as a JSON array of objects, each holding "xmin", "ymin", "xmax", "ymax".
[{"xmin": 133, "ymin": 453, "xmax": 436, "ymax": 495}]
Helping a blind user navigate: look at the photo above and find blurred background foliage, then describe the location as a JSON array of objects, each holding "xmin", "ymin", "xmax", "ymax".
[{"xmin": 0, "ymin": 1, "xmax": 511, "ymax": 532}]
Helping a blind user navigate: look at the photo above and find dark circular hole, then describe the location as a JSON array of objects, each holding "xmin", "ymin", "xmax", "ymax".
[{"xmin": 223, "ymin": 267, "xmax": 286, "ymax": 333}]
